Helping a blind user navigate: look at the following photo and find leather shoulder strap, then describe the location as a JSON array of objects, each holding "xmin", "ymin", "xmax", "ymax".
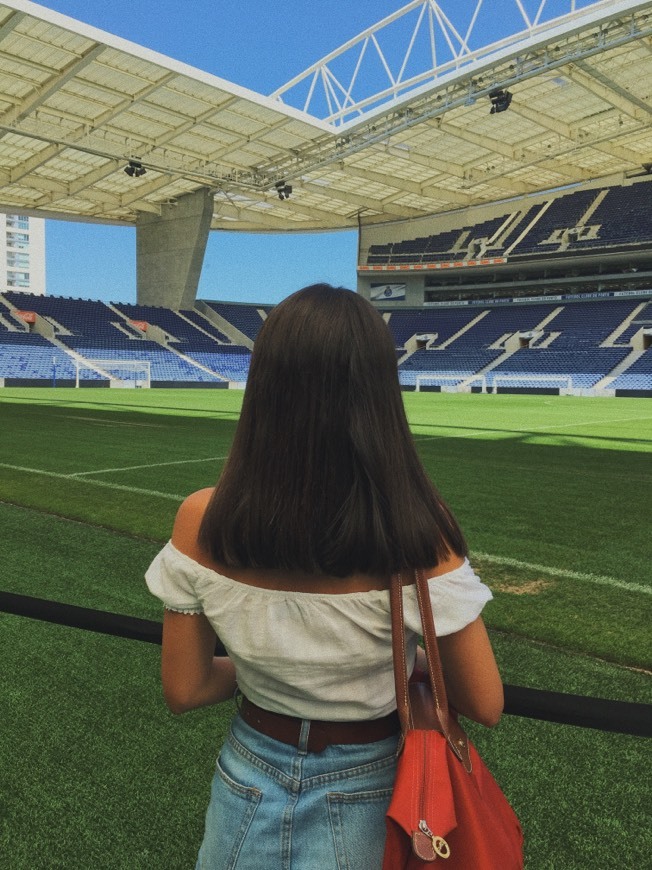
[{"xmin": 391, "ymin": 569, "xmax": 472, "ymax": 769}]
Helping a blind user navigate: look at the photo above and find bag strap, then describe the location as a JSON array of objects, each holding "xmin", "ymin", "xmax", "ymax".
[{"xmin": 390, "ymin": 569, "xmax": 471, "ymax": 769}]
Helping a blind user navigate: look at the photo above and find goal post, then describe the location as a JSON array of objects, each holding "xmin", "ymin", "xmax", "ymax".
[
  {"xmin": 75, "ymin": 359, "xmax": 151, "ymax": 388},
  {"xmin": 415, "ymin": 373, "xmax": 487, "ymax": 393},
  {"xmin": 491, "ymin": 374, "xmax": 573, "ymax": 394}
]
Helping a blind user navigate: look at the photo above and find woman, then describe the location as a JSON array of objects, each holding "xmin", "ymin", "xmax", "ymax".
[{"xmin": 146, "ymin": 284, "xmax": 503, "ymax": 870}]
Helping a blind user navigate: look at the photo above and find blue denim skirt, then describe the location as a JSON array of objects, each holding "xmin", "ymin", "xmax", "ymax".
[{"xmin": 196, "ymin": 712, "xmax": 400, "ymax": 870}]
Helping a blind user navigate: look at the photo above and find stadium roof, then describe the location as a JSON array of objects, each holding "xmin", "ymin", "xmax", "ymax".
[{"xmin": 0, "ymin": 0, "xmax": 650, "ymax": 232}]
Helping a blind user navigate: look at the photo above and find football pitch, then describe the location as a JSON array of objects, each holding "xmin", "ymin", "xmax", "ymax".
[{"xmin": 0, "ymin": 387, "xmax": 650, "ymax": 868}]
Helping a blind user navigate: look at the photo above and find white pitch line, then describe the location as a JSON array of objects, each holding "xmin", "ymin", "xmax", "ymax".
[
  {"xmin": 69, "ymin": 455, "xmax": 228, "ymax": 477},
  {"xmin": 471, "ymin": 551, "xmax": 651, "ymax": 596},
  {"xmin": 0, "ymin": 462, "xmax": 184, "ymax": 501},
  {"xmin": 56, "ymin": 414, "xmax": 165, "ymax": 428},
  {"xmin": 413, "ymin": 415, "xmax": 652, "ymax": 441},
  {"xmin": 514, "ymin": 415, "xmax": 652, "ymax": 433}
]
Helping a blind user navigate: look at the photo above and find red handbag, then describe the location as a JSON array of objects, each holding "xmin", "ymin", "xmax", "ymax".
[{"xmin": 383, "ymin": 569, "xmax": 524, "ymax": 869}]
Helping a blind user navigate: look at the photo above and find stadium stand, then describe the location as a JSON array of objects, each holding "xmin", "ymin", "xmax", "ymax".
[
  {"xmin": 1, "ymin": 290, "xmax": 650, "ymax": 394},
  {"xmin": 365, "ymin": 180, "xmax": 652, "ymax": 266},
  {"xmin": 387, "ymin": 296, "xmax": 650, "ymax": 392},
  {"xmin": 0, "ymin": 293, "xmax": 248, "ymax": 384},
  {"xmin": 386, "ymin": 308, "xmax": 479, "ymax": 348}
]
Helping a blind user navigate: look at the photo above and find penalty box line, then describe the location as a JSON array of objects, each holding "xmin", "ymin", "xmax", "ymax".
[
  {"xmin": 0, "ymin": 462, "xmax": 184, "ymax": 501},
  {"xmin": 472, "ymin": 551, "xmax": 651, "ymax": 597}
]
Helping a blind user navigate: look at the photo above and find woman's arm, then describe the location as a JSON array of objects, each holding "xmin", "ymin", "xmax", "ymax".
[
  {"xmin": 161, "ymin": 610, "xmax": 236, "ymax": 715},
  {"xmin": 416, "ymin": 617, "xmax": 503, "ymax": 727},
  {"xmin": 160, "ymin": 488, "xmax": 236, "ymax": 715}
]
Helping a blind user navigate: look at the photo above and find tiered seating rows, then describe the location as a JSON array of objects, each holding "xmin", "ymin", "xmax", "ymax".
[
  {"xmin": 1, "ymin": 293, "xmax": 649, "ymax": 391},
  {"xmin": 0, "ymin": 294, "xmax": 252, "ymax": 382},
  {"xmin": 366, "ymin": 180, "xmax": 652, "ymax": 264},
  {"xmin": 114, "ymin": 303, "xmax": 232, "ymax": 349},
  {"xmin": 388, "ymin": 298, "xmax": 648, "ymax": 388}
]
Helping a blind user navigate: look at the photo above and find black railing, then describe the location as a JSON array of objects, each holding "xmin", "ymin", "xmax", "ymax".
[{"xmin": 1, "ymin": 590, "xmax": 650, "ymax": 738}]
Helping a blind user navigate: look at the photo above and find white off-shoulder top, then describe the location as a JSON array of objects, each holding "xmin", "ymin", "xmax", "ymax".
[{"xmin": 145, "ymin": 542, "xmax": 492, "ymax": 721}]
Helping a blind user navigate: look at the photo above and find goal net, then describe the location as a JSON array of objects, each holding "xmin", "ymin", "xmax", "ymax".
[
  {"xmin": 491, "ymin": 374, "xmax": 573, "ymax": 394},
  {"xmin": 75, "ymin": 359, "xmax": 151, "ymax": 389},
  {"xmin": 415, "ymin": 373, "xmax": 487, "ymax": 393}
]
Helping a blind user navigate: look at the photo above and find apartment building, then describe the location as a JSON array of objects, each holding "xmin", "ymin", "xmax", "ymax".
[{"xmin": 0, "ymin": 213, "xmax": 45, "ymax": 294}]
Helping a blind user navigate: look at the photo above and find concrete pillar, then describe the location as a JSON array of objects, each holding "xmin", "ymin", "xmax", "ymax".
[{"xmin": 136, "ymin": 187, "xmax": 213, "ymax": 310}]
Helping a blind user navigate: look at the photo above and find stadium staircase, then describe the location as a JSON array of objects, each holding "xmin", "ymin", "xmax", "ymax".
[
  {"xmin": 592, "ymin": 349, "xmax": 647, "ymax": 390},
  {"xmin": 158, "ymin": 342, "xmax": 226, "ymax": 382},
  {"xmin": 394, "ymin": 309, "xmax": 490, "ymax": 366},
  {"xmin": 459, "ymin": 306, "xmax": 566, "ymax": 387},
  {"xmin": 436, "ymin": 310, "xmax": 490, "ymax": 349},
  {"xmin": 195, "ymin": 300, "xmax": 255, "ymax": 349},
  {"xmin": 498, "ymin": 201, "xmax": 553, "ymax": 256},
  {"xmin": 601, "ymin": 302, "xmax": 649, "ymax": 346}
]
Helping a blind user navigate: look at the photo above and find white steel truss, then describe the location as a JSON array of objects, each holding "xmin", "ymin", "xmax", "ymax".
[{"xmin": 272, "ymin": 0, "xmax": 637, "ymax": 125}]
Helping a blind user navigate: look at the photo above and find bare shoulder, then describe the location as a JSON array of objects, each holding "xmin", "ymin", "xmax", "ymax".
[
  {"xmin": 171, "ymin": 487, "xmax": 215, "ymax": 557},
  {"xmin": 426, "ymin": 550, "xmax": 465, "ymax": 579}
]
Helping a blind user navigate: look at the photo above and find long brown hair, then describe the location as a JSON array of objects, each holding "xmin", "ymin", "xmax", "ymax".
[{"xmin": 199, "ymin": 284, "xmax": 467, "ymax": 576}]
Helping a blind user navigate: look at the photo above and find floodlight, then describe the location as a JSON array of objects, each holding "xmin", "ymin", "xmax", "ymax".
[
  {"xmin": 275, "ymin": 180, "xmax": 292, "ymax": 200},
  {"xmin": 489, "ymin": 89, "xmax": 513, "ymax": 114},
  {"xmin": 125, "ymin": 160, "xmax": 146, "ymax": 177}
]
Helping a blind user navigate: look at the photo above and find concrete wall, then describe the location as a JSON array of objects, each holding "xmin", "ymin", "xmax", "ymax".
[{"xmin": 136, "ymin": 187, "xmax": 213, "ymax": 310}]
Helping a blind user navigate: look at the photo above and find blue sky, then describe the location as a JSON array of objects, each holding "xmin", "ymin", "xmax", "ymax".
[{"xmin": 34, "ymin": 0, "xmax": 586, "ymax": 304}]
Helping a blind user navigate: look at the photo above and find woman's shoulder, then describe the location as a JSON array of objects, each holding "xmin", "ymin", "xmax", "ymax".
[
  {"xmin": 171, "ymin": 488, "xmax": 215, "ymax": 562},
  {"xmin": 429, "ymin": 550, "xmax": 465, "ymax": 577},
  {"xmin": 407, "ymin": 551, "xmax": 465, "ymax": 585}
]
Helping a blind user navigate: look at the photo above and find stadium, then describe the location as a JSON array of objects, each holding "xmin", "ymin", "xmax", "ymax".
[{"xmin": 0, "ymin": 0, "xmax": 650, "ymax": 867}]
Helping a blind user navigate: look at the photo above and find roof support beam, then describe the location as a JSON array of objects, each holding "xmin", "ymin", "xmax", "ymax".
[
  {"xmin": 334, "ymin": 160, "xmax": 474, "ymax": 207},
  {"xmin": 436, "ymin": 114, "xmax": 594, "ymax": 184},
  {"xmin": 0, "ymin": 10, "xmax": 24, "ymax": 40},
  {"xmin": 337, "ymin": 163, "xmax": 423, "ymax": 195},
  {"xmin": 509, "ymin": 99, "xmax": 645, "ymax": 169},
  {"xmin": 120, "ymin": 174, "xmax": 178, "ymax": 208},
  {"xmin": 1, "ymin": 43, "xmax": 106, "ymax": 126},
  {"xmin": 300, "ymin": 180, "xmax": 427, "ymax": 218},
  {"xmin": 380, "ymin": 143, "xmax": 538, "ymax": 198},
  {"xmin": 564, "ymin": 60, "xmax": 652, "ymax": 123},
  {"xmin": 257, "ymin": 196, "xmax": 346, "ymax": 228},
  {"xmin": 212, "ymin": 200, "xmax": 297, "ymax": 230}
]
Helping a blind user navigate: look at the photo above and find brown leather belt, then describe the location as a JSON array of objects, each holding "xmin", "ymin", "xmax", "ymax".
[{"xmin": 239, "ymin": 696, "xmax": 400, "ymax": 754}]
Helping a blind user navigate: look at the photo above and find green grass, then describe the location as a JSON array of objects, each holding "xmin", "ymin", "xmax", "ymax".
[
  {"xmin": 0, "ymin": 387, "xmax": 650, "ymax": 868},
  {"xmin": 1, "ymin": 389, "xmax": 649, "ymax": 666}
]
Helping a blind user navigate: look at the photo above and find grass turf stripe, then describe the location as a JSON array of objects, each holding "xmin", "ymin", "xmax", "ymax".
[{"xmin": 472, "ymin": 551, "xmax": 650, "ymax": 596}]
